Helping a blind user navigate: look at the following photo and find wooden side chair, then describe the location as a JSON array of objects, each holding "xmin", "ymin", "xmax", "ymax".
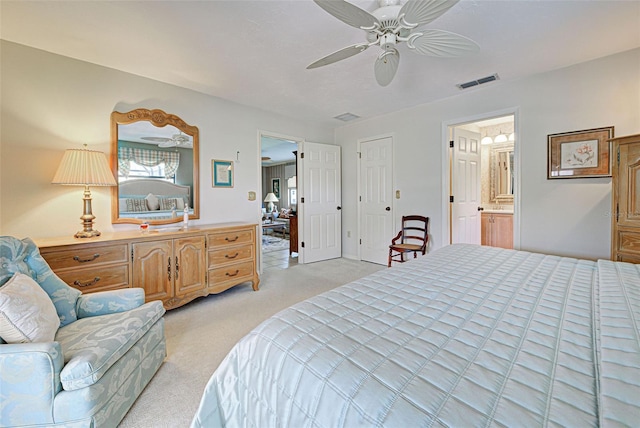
[{"xmin": 388, "ymin": 215, "xmax": 429, "ymax": 267}]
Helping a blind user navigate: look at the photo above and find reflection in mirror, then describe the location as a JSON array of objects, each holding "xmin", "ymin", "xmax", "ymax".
[
  {"xmin": 490, "ymin": 144, "xmax": 514, "ymax": 204},
  {"xmin": 110, "ymin": 109, "xmax": 199, "ymax": 225}
]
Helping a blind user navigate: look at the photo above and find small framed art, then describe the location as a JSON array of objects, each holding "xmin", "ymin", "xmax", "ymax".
[
  {"xmin": 212, "ymin": 160, "xmax": 233, "ymax": 187},
  {"xmin": 272, "ymin": 178, "xmax": 281, "ymax": 198},
  {"xmin": 547, "ymin": 126, "xmax": 614, "ymax": 179}
]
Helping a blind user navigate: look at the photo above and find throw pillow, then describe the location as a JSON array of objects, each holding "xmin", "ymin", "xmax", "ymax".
[
  {"xmin": 0, "ymin": 273, "xmax": 60, "ymax": 343},
  {"xmin": 159, "ymin": 197, "xmax": 184, "ymax": 211},
  {"xmin": 125, "ymin": 198, "xmax": 149, "ymax": 212},
  {"xmin": 0, "ymin": 237, "xmax": 81, "ymax": 326},
  {"xmin": 145, "ymin": 193, "xmax": 160, "ymax": 211}
]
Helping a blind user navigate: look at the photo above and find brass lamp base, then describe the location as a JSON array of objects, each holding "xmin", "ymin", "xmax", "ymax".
[
  {"xmin": 75, "ymin": 229, "xmax": 101, "ymax": 239},
  {"xmin": 74, "ymin": 185, "xmax": 101, "ymax": 239}
]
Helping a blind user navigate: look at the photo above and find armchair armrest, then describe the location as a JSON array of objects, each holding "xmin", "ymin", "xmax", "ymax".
[
  {"xmin": 390, "ymin": 231, "xmax": 403, "ymax": 245},
  {"xmin": 76, "ymin": 288, "xmax": 145, "ymax": 318},
  {"xmin": 0, "ymin": 342, "xmax": 63, "ymax": 425}
]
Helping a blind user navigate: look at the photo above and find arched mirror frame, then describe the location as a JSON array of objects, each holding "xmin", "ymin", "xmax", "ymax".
[{"xmin": 110, "ymin": 108, "xmax": 200, "ymax": 225}]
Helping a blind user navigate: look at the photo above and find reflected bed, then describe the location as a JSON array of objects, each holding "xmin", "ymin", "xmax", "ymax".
[
  {"xmin": 118, "ymin": 179, "xmax": 192, "ymax": 219},
  {"xmin": 191, "ymin": 244, "xmax": 640, "ymax": 427}
]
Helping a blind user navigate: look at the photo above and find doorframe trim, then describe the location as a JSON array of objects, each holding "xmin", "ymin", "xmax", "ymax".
[
  {"xmin": 356, "ymin": 133, "xmax": 395, "ymax": 262},
  {"xmin": 440, "ymin": 108, "xmax": 521, "ymax": 249}
]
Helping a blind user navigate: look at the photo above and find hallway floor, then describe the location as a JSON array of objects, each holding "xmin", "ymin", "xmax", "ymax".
[{"xmin": 262, "ymin": 247, "xmax": 297, "ymax": 271}]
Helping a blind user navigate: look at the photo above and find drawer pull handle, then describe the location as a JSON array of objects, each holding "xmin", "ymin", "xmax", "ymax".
[
  {"xmin": 74, "ymin": 277, "xmax": 100, "ymax": 287},
  {"xmin": 225, "ymin": 236, "xmax": 239, "ymax": 242},
  {"xmin": 73, "ymin": 254, "xmax": 100, "ymax": 263},
  {"xmin": 168, "ymin": 257, "xmax": 171, "ymax": 281},
  {"xmin": 226, "ymin": 270, "xmax": 240, "ymax": 277},
  {"xmin": 175, "ymin": 256, "xmax": 179, "ymax": 280},
  {"xmin": 225, "ymin": 252, "xmax": 239, "ymax": 259}
]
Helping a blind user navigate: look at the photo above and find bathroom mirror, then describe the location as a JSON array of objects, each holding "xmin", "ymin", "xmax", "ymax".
[
  {"xmin": 110, "ymin": 108, "xmax": 200, "ymax": 225},
  {"xmin": 490, "ymin": 145, "xmax": 514, "ymax": 203}
]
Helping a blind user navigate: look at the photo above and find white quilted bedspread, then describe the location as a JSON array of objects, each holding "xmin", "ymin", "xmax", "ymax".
[{"xmin": 191, "ymin": 244, "xmax": 640, "ymax": 427}]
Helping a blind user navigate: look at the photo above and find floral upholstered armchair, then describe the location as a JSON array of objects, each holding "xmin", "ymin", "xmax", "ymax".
[{"xmin": 0, "ymin": 236, "xmax": 166, "ymax": 427}]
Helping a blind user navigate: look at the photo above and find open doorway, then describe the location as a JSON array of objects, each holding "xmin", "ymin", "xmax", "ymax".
[
  {"xmin": 260, "ymin": 133, "xmax": 300, "ymax": 272},
  {"xmin": 447, "ymin": 113, "xmax": 518, "ymax": 249}
]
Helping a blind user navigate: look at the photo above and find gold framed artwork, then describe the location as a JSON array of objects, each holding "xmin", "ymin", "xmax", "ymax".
[
  {"xmin": 212, "ymin": 159, "xmax": 233, "ymax": 187},
  {"xmin": 547, "ymin": 126, "xmax": 614, "ymax": 179}
]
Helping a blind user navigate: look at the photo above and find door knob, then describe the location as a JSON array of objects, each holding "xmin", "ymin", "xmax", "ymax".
[
  {"xmin": 337, "ymin": 206, "xmax": 342, "ymax": 210},
  {"xmin": 385, "ymin": 207, "xmax": 391, "ymax": 211},
  {"xmin": 477, "ymin": 207, "xmax": 484, "ymax": 211}
]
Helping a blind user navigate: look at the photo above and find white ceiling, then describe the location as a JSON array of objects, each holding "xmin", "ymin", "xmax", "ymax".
[{"xmin": 1, "ymin": 1, "xmax": 639, "ymax": 129}]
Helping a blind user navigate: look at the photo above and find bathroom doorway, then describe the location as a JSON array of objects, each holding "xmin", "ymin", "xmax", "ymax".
[{"xmin": 446, "ymin": 113, "xmax": 518, "ymax": 249}]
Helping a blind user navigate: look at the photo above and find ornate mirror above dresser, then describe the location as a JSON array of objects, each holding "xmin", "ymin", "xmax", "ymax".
[{"xmin": 110, "ymin": 108, "xmax": 200, "ymax": 225}]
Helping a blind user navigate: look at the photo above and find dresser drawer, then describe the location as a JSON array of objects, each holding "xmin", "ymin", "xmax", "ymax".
[
  {"xmin": 208, "ymin": 244, "xmax": 253, "ymax": 268},
  {"xmin": 57, "ymin": 264, "xmax": 130, "ymax": 292},
  {"xmin": 41, "ymin": 243, "xmax": 128, "ymax": 270},
  {"xmin": 208, "ymin": 229, "xmax": 254, "ymax": 248},
  {"xmin": 208, "ymin": 261, "xmax": 254, "ymax": 286},
  {"xmin": 617, "ymin": 230, "xmax": 640, "ymax": 255}
]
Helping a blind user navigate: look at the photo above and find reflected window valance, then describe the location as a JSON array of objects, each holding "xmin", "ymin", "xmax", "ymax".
[{"xmin": 118, "ymin": 147, "xmax": 180, "ymax": 178}]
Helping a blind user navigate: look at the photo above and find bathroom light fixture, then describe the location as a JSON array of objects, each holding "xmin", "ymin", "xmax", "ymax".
[
  {"xmin": 52, "ymin": 145, "xmax": 117, "ymax": 238},
  {"xmin": 481, "ymin": 130, "xmax": 493, "ymax": 145},
  {"xmin": 508, "ymin": 132, "xmax": 515, "ymax": 141},
  {"xmin": 494, "ymin": 130, "xmax": 508, "ymax": 143}
]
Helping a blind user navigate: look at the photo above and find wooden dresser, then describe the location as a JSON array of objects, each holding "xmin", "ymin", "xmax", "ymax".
[
  {"xmin": 610, "ymin": 134, "xmax": 640, "ymax": 263},
  {"xmin": 35, "ymin": 223, "xmax": 260, "ymax": 310}
]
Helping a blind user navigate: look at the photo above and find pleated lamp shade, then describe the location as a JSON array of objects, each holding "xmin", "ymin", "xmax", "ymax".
[
  {"xmin": 52, "ymin": 147, "xmax": 117, "ymax": 186},
  {"xmin": 52, "ymin": 146, "xmax": 116, "ymax": 238}
]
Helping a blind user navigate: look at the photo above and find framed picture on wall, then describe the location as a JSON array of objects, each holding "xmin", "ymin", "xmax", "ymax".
[
  {"xmin": 212, "ymin": 159, "xmax": 233, "ymax": 187},
  {"xmin": 547, "ymin": 126, "xmax": 614, "ymax": 179},
  {"xmin": 272, "ymin": 178, "xmax": 280, "ymax": 199}
]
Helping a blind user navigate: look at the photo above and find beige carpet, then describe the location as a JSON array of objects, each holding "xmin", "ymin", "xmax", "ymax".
[{"xmin": 119, "ymin": 257, "xmax": 384, "ymax": 427}]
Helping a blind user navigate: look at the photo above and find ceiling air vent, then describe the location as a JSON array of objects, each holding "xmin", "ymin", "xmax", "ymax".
[
  {"xmin": 456, "ymin": 74, "xmax": 499, "ymax": 90},
  {"xmin": 334, "ymin": 112, "xmax": 360, "ymax": 122}
]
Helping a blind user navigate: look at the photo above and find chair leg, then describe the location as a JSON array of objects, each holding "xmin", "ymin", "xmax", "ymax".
[{"xmin": 388, "ymin": 249, "xmax": 392, "ymax": 267}]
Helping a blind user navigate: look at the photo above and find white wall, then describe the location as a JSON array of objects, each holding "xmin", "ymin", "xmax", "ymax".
[
  {"xmin": 0, "ymin": 41, "xmax": 333, "ymax": 238},
  {"xmin": 336, "ymin": 48, "xmax": 640, "ymax": 261}
]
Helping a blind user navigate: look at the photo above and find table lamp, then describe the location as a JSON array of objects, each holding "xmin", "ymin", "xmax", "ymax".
[
  {"xmin": 52, "ymin": 145, "xmax": 117, "ymax": 238},
  {"xmin": 264, "ymin": 192, "xmax": 278, "ymax": 213}
]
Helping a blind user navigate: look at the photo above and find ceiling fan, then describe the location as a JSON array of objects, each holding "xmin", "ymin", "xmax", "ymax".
[
  {"xmin": 307, "ymin": 0, "xmax": 479, "ymax": 86},
  {"xmin": 141, "ymin": 131, "xmax": 192, "ymax": 148}
]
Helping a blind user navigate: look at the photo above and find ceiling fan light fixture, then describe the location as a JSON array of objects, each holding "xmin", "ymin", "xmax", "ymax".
[{"xmin": 309, "ymin": 0, "xmax": 479, "ymax": 86}]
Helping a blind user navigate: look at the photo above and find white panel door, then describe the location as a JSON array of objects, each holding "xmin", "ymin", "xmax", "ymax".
[
  {"xmin": 301, "ymin": 142, "xmax": 341, "ymax": 263},
  {"xmin": 451, "ymin": 128, "xmax": 481, "ymax": 244},
  {"xmin": 359, "ymin": 137, "xmax": 393, "ymax": 265}
]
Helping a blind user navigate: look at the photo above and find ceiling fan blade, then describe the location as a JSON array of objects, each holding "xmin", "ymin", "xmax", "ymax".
[
  {"xmin": 399, "ymin": 0, "xmax": 460, "ymax": 28},
  {"xmin": 374, "ymin": 49, "xmax": 400, "ymax": 87},
  {"xmin": 408, "ymin": 29, "xmax": 479, "ymax": 57},
  {"xmin": 141, "ymin": 136, "xmax": 171, "ymax": 142},
  {"xmin": 307, "ymin": 44, "xmax": 369, "ymax": 69},
  {"xmin": 157, "ymin": 141, "xmax": 177, "ymax": 148},
  {"xmin": 313, "ymin": 0, "xmax": 380, "ymax": 30}
]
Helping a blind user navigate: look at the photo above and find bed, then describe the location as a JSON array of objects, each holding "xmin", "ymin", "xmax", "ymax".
[
  {"xmin": 118, "ymin": 179, "xmax": 192, "ymax": 219},
  {"xmin": 191, "ymin": 244, "xmax": 640, "ymax": 427}
]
